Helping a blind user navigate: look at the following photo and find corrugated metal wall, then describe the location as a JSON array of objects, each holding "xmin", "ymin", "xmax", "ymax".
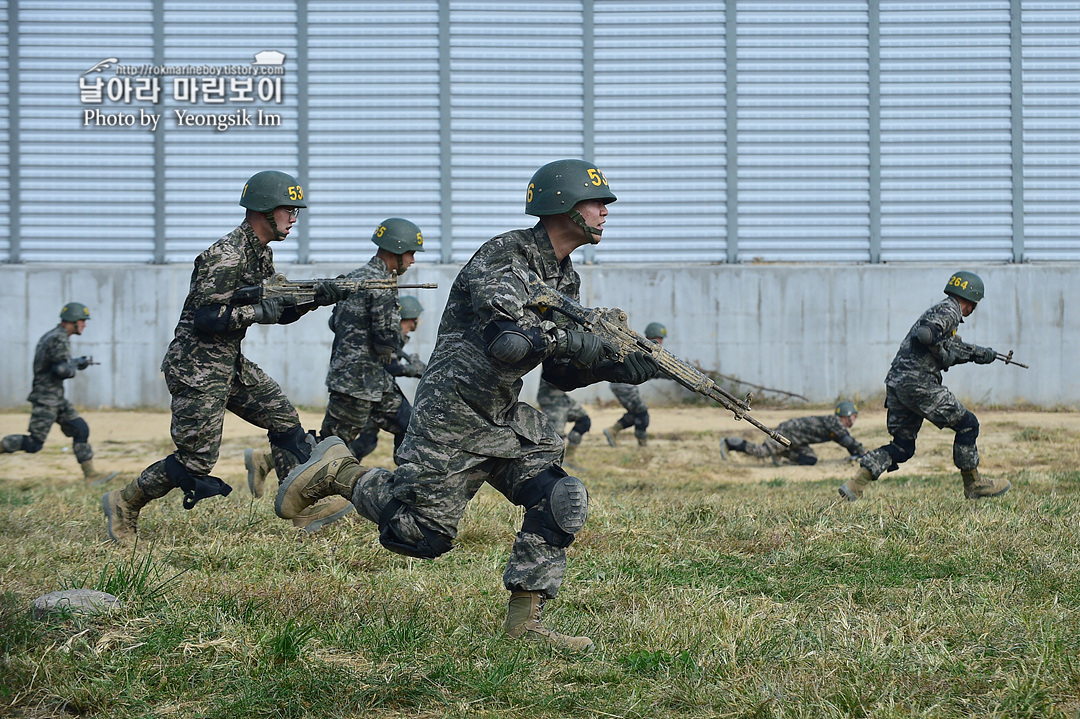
[{"xmin": 2, "ymin": 1, "xmax": 1078, "ymax": 265}]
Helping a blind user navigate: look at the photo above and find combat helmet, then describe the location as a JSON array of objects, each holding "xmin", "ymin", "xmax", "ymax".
[
  {"xmin": 526, "ymin": 159, "xmax": 616, "ymax": 244},
  {"xmin": 240, "ymin": 170, "xmax": 306, "ymax": 212},
  {"xmin": 943, "ymin": 271, "xmax": 984, "ymax": 304},
  {"xmin": 398, "ymin": 295, "xmax": 424, "ymax": 320},
  {"xmin": 372, "ymin": 218, "xmax": 425, "ymax": 254},
  {"xmin": 835, "ymin": 401, "xmax": 858, "ymax": 418},
  {"xmin": 60, "ymin": 302, "xmax": 90, "ymax": 322},
  {"xmin": 644, "ymin": 322, "xmax": 667, "ymax": 340}
]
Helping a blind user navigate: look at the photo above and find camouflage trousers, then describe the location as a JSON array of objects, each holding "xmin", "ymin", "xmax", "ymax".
[
  {"xmin": 3, "ymin": 399, "xmax": 93, "ymax": 463},
  {"xmin": 610, "ymin": 383, "xmax": 649, "ymax": 439},
  {"xmin": 860, "ymin": 380, "xmax": 978, "ymax": 479},
  {"xmin": 137, "ymin": 368, "xmax": 302, "ymax": 498},
  {"xmin": 351, "ymin": 430, "xmax": 569, "ymax": 598},
  {"xmin": 320, "ymin": 388, "xmax": 410, "ymax": 458},
  {"xmin": 537, "ymin": 392, "xmax": 590, "ymax": 446},
  {"xmin": 737, "ymin": 438, "xmax": 816, "ymax": 466}
]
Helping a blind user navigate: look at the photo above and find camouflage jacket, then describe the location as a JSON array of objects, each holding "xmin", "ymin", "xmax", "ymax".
[
  {"xmin": 161, "ymin": 221, "xmax": 298, "ymax": 398},
  {"xmin": 27, "ymin": 324, "xmax": 78, "ymax": 404},
  {"xmin": 407, "ymin": 223, "xmax": 594, "ymax": 457},
  {"xmin": 775, "ymin": 414, "xmax": 865, "ymax": 456},
  {"xmin": 325, "ymin": 257, "xmax": 402, "ymax": 400},
  {"xmin": 886, "ymin": 295, "xmax": 970, "ymax": 388}
]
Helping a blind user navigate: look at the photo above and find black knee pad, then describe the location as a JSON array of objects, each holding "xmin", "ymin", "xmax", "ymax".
[
  {"xmin": 633, "ymin": 411, "xmax": 650, "ymax": 432},
  {"xmin": 953, "ymin": 411, "xmax": 980, "ymax": 446},
  {"xmin": 23, "ymin": 436, "xmax": 44, "ymax": 453},
  {"xmin": 60, "ymin": 417, "xmax": 90, "ymax": 443},
  {"xmin": 571, "ymin": 415, "xmax": 591, "ymax": 436},
  {"xmin": 164, "ymin": 454, "xmax": 233, "ymax": 510},
  {"xmin": 348, "ymin": 434, "xmax": 379, "ymax": 460},
  {"xmin": 268, "ymin": 424, "xmax": 314, "ymax": 464},
  {"xmin": 794, "ymin": 453, "xmax": 818, "ymax": 466},
  {"xmin": 515, "ymin": 466, "xmax": 589, "ymax": 549},
  {"xmin": 884, "ymin": 437, "xmax": 917, "ymax": 472},
  {"xmin": 378, "ymin": 499, "xmax": 453, "ymax": 560}
]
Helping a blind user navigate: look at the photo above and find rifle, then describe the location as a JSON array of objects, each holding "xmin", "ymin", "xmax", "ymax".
[
  {"xmin": 952, "ymin": 340, "xmax": 1029, "ymax": 369},
  {"xmin": 233, "ymin": 272, "xmax": 438, "ymax": 306},
  {"xmin": 525, "ymin": 279, "xmax": 790, "ymax": 446}
]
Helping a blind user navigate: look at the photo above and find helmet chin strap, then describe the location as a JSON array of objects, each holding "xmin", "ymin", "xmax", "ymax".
[
  {"xmin": 567, "ymin": 209, "xmax": 603, "ymax": 245},
  {"xmin": 393, "ymin": 254, "xmax": 407, "ymax": 276},
  {"xmin": 265, "ymin": 211, "xmax": 288, "ymax": 240}
]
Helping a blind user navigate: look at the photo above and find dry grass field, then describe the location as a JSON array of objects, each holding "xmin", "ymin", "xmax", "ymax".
[{"xmin": 2, "ymin": 402, "xmax": 1079, "ymax": 718}]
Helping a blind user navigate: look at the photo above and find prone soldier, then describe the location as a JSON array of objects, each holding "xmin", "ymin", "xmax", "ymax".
[
  {"xmin": 2, "ymin": 303, "xmax": 117, "ymax": 483},
  {"xmin": 721, "ymin": 401, "xmax": 865, "ymax": 465},
  {"xmin": 838, "ymin": 271, "xmax": 1011, "ymax": 502},
  {"xmin": 102, "ymin": 171, "xmax": 349, "ymax": 542}
]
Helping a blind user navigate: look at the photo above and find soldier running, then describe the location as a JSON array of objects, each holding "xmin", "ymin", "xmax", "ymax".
[
  {"xmin": 837, "ymin": 271, "xmax": 1011, "ymax": 502},
  {"xmin": 2, "ymin": 303, "xmax": 117, "ymax": 483},
  {"xmin": 603, "ymin": 321, "xmax": 667, "ymax": 447},
  {"xmin": 273, "ymin": 160, "xmax": 660, "ymax": 650}
]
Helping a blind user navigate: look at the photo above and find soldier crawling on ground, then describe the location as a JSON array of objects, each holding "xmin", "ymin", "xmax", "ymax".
[
  {"xmin": 721, "ymin": 401, "xmax": 865, "ymax": 466},
  {"xmin": 603, "ymin": 321, "xmax": 667, "ymax": 448},
  {"xmin": 2, "ymin": 302, "xmax": 117, "ymax": 484},
  {"xmin": 273, "ymin": 159, "xmax": 660, "ymax": 651},
  {"xmin": 102, "ymin": 171, "xmax": 350, "ymax": 543},
  {"xmin": 837, "ymin": 270, "xmax": 1011, "ymax": 502}
]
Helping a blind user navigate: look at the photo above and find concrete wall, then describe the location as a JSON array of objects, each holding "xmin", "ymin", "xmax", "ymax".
[{"xmin": 1, "ymin": 263, "xmax": 1075, "ymax": 411}]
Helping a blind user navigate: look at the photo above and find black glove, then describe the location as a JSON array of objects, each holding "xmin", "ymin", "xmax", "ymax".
[
  {"xmin": 314, "ymin": 280, "xmax": 350, "ymax": 306},
  {"xmin": 594, "ymin": 351, "xmax": 660, "ymax": 384},
  {"xmin": 74, "ymin": 356, "xmax": 91, "ymax": 371},
  {"xmin": 972, "ymin": 345, "xmax": 996, "ymax": 364},
  {"xmin": 554, "ymin": 329, "xmax": 613, "ymax": 367},
  {"xmin": 251, "ymin": 297, "xmax": 285, "ymax": 324}
]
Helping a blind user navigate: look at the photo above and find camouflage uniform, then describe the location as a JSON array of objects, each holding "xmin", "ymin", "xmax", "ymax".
[
  {"xmin": 859, "ymin": 295, "xmax": 981, "ymax": 479},
  {"xmin": 134, "ymin": 221, "xmax": 309, "ymax": 504},
  {"xmin": 320, "ymin": 256, "xmax": 408, "ymax": 460},
  {"xmin": 536, "ymin": 379, "xmax": 590, "ymax": 448},
  {"xmin": 1, "ymin": 325, "xmax": 94, "ymax": 462},
  {"xmin": 610, "ymin": 382, "xmax": 649, "ymax": 442},
  {"xmin": 729, "ymin": 414, "xmax": 865, "ymax": 465},
  {"xmin": 345, "ymin": 223, "xmax": 610, "ymax": 598}
]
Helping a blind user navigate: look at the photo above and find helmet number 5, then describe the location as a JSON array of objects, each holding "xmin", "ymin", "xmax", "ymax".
[{"xmin": 587, "ymin": 169, "xmax": 608, "ymax": 187}]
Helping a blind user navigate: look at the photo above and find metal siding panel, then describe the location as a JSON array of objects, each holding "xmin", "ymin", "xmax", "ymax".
[
  {"xmin": 879, "ymin": 0, "xmax": 1015, "ymax": 262},
  {"xmin": 449, "ymin": 1, "xmax": 585, "ymax": 263},
  {"xmin": 306, "ymin": 1, "xmax": 442, "ymax": 263},
  {"xmin": 1022, "ymin": 1, "xmax": 1080, "ymax": 261},
  {"xmin": 592, "ymin": 1, "xmax": 726, "ymax": 263},
  {"xmin": 735, "ymin": 1, "xmax": 871, "ymax": 263},
  {"xmin": 0, "ymin": 1, "xmax": 9, "ymax": 261},
  {"xmin": 17, "ymin": 1, "xmax": 156, "ymax": 263}
]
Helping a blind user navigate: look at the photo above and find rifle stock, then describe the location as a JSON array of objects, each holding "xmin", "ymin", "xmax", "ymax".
[
  {"xmin": 525, "ymin": 279, "xmax": 790, "ymax": 446},
  {"xmin": 233, "ymin": 273, "xmax": 437, "ymax": 306}
]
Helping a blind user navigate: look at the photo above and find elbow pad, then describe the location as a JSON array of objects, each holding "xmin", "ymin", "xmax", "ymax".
[
  {"xmin": 193, "ymin": 305, "xmax": 232, "ymax": 334},
  {"xmin": 483, "ymin": 320, "xmax": 546, "ymax": 364},
  {"xmin": 914, "ymin": 324, "xmax": 944, "ymax": 347}
]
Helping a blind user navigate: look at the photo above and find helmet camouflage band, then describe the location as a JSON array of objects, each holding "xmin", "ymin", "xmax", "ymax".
[
  {"xmin": 525, "ymin": 159, "xmax": 617, "ymax": 216},
  {"xmin": 372, "ymin": 218, "xmax": 425, "ymax": 254},
  {"xmin": 943, "ymin": 271, "xmax": 984, "ymax": 303},
  {"xmin": 398, "ymin": 295, "xmax": 424, "ymax": 320},
  {"xmin": 239, "ymin": 170, "xmax": 307, "ymax": 212},
  {"xmin": 835, "ymin": 400, "xmax": 858, "ymax": 417},
  {"xmin": 60, "ymin": 302, "xmax": 91, "ymax": 322},
  {"xmin": 644, "ymin": 322, "xmax": 667, "ymax": 340}
]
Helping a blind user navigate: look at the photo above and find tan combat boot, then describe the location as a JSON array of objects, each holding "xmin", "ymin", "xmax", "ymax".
[
  {"xmin": 504, "ymin": 591, "xmax": 593, "ymax": 652},
  {"xmin": 962, "ymin": 468, "xmax": 1011, "ymax": 499},
  {"xmin": 602, "ymin": 423, "xmax": 623, "ymax": 447},
  {"xmin": 244, "ymin": 447, "xmax": 276, "ymax": 497},
  {"xmin": 291, "ymin": 496, "xmax": 356, "ymax": 533},
  {"xmin": 275, "ymin": 437, "xmax": 368, "ymax": 519},
  {"xmin": 838, "ymin": 467, "xmax": 874, "ymax": 502},
  {"xmin": 80, "ymin": 460, "xmax": 120, "ymax": 485},
  {"xmin": 102, "ymin": 479, "xmax": 150, "ymax": 543}
]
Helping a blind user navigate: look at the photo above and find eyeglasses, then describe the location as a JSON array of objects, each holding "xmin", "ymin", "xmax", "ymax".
[{"xmin": 281, "ymin": 207, "xmax": 301, "ymax": 218}]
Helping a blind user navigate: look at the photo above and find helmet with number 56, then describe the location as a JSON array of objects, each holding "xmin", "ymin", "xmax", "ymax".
[{"xmin": 525, "ymin": 159, "xmax": 616, "ymax": 217}]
